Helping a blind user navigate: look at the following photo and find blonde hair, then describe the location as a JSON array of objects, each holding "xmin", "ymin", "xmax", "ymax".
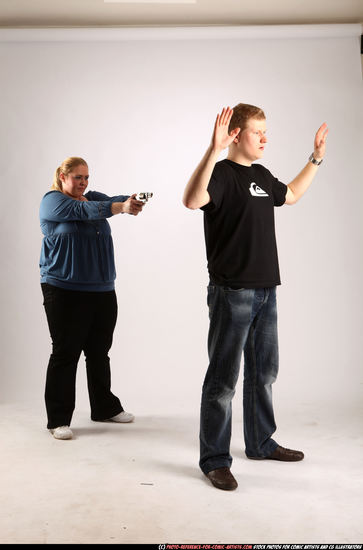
[
  {"xmin": 228, "ymin": 103, "xmax": 266, "ymax": 134},
  {"xmin": 52, "ymin": 157, "xmax": 88, "ymax": 191}
]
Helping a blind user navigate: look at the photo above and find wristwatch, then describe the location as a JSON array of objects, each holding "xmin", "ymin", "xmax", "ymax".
[{"xmin": 309, "ymin": 153, "xmax": 323, "ymax": 165}]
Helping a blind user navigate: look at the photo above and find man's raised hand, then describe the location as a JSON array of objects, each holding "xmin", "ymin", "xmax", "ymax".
[
  {"xmin": 314, "ymin": 122, "xmax": 329, "ymax": 161},
  {"xmin": 212, "ymin": 107, "xmax": 240, "ymax": 153}
]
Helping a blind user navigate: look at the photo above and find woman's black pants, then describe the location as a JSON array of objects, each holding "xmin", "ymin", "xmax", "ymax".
[{"xmin": 41, "ymin": 283, "xmax": 123, "ymax": 429}]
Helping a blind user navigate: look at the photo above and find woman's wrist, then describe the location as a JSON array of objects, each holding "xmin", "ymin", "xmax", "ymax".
[{"xmin": 111, "ymin": 202, "xmax": 124, "ymax": 215}]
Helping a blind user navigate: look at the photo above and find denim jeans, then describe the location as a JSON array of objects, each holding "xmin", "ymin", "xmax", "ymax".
[
  {"xmin": 41, "ymin": 283, "xmax": 123, "ymax": 429},
  {"xmin": 199, "ymin": 284, "xmax": 279, "ymax": 474}
]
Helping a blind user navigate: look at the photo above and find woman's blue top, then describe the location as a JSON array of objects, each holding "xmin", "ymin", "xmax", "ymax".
[{"xmin": 39, "ymin": 190, "xmax": 128, "ymax": 292}]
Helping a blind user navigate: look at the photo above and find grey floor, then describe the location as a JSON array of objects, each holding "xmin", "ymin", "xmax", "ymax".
[{"xmin": 0, "ymin": 401, "xmax": 362, "ymax": 544}]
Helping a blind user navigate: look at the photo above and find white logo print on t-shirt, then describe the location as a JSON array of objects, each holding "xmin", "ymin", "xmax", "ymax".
[{"xmin": 249, "ymin": 182, "xmax": 269, "ymax": 197}]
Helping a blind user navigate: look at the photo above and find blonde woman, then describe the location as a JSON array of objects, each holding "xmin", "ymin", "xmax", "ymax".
[{"xmin": 39, "ymin": 157, "xmax": 145, "ymax": 440}]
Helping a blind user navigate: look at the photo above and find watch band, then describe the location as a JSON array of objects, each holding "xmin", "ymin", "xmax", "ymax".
[{"xmin": 309, "ymin": 153, "xmax": 323, "ymax": 166}]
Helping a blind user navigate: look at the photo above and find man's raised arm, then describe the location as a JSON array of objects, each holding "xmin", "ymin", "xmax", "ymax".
[
  {"xmin": 285, "ymin": 122, "xmax": 329, "ymax": 205},
  {"xmin": 182, "ymin": 107, "xmax": 240, "ymax": 210}
]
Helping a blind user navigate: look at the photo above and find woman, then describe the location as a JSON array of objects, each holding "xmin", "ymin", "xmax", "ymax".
[{"xmin": 39, "ymin": 157, "xmax": 145, "ymax": 440}]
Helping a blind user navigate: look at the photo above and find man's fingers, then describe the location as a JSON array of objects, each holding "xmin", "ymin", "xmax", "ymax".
[
  {"xmin": 223, "ymin": 108, "xmax": 233, "ymax": 125},
  {"xmin": 314, "ymin": 123, "xmax": 329, "ymax": 149},
  {"xmin": 316, "ymin": 123, "xmax": 328, "ymax": 139},
  {"xmin": 218, "ymin": 106, "xmax": 233, "ymax": 126}
]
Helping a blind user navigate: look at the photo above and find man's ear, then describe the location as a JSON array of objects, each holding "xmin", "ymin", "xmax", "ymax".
[{"xmin": 232, "ymin": 127, "xmax": 241, "ymax": 144}]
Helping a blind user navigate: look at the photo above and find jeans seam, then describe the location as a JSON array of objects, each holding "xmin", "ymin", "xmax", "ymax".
[
  {"xmin": 202, "ymin": 286, "xmax": 226, "ymax": 469},
  {"xmin": 249, "ymin": 323, "xmax": 261, "ymax": 457}
]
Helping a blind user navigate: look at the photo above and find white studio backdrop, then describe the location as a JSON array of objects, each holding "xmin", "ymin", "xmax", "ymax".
[{"xmin": 0, "ymin": 25, "xmax": 362, "ymax": 419}]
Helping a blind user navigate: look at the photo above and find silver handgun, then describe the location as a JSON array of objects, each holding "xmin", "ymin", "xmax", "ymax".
[{"xmin": 135, "ymin": 192, "xmax": 153, "ymax": 203}]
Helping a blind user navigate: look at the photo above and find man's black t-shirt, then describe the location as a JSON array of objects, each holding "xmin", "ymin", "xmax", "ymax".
[{"xmin": 201, "ymin": 159, "xmax": 287, "ymax": 289}]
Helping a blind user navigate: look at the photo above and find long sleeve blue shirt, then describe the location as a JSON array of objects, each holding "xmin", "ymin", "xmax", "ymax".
[{"xmin": 39, "ymin": 190, "xmax": 129, "ymax": 291}]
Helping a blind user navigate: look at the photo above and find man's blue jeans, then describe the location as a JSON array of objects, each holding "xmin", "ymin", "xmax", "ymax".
[{"xmin": 199, "ymin": 284, "xmax": 280, "ymax": 474}]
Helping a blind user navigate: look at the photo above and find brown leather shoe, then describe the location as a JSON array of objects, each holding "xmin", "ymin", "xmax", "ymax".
[
  {"xmin": 267, "ymin": 445, "xmax": 304, "ymax": 462},
  {"xmin": 205, "ymin": 467, "xmax": 238, "ymax": 490}
]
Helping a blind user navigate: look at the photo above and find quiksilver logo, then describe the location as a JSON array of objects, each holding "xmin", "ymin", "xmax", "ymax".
[{"xmin": 249, "ymin": 182, "xmax": 269, "ymax": 197}]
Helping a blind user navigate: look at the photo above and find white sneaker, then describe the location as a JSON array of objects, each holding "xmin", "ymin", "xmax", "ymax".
[
  {"xmin": 108, "ymin": 411, "xmax": 135, "ymax": 423},
  {"xmin": 50, "ymin": 426, "xmax": 73, "ymax": 440}
]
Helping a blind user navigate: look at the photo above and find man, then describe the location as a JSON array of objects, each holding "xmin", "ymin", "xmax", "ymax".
[{"xmin": 182, "ymin": 104, "xmax": 328, "ymax": 491}]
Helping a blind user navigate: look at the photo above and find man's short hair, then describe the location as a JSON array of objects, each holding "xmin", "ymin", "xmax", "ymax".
[{"xmin": 229, "ymin": 103, "xmax": 266, "ymax": 133}]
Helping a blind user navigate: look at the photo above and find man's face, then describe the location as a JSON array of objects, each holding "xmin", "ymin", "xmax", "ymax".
[
  {"xmin": 235, "ymin": 117, "xmax": 267, "ymax": 163},
  {"xmin": 61, "ymin": 164, "xmax": 89, "ymax": 200}
]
